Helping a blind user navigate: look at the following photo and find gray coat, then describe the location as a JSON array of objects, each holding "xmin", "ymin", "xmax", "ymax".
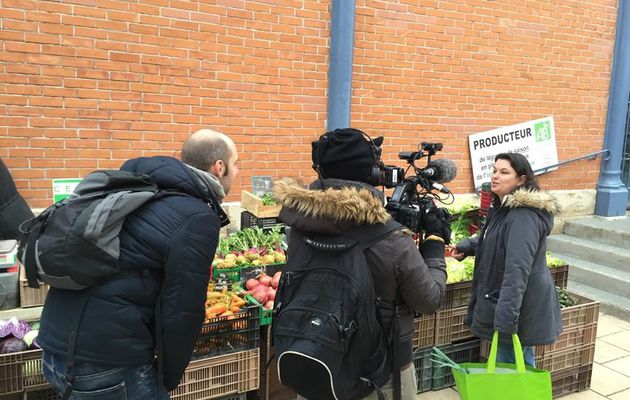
[{"xmin": 457, "ymin": 189, "xmax": 563, "ymax": 346}]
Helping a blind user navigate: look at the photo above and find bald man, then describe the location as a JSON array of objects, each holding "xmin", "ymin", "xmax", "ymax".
[{"xmin": 39, "ymin": 129, "xmax": 237, "ymax": 398}]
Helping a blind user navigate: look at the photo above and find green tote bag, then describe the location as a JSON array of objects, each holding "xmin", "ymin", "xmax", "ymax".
[{"xmin": 452, "ymin": 331, "xmax": 552, "ymax": 400}]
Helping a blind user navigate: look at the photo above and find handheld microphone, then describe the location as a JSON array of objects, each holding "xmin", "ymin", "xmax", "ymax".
[{"xmin": 418, "ymin": 158, "xmax": 458, "ymax": 183}]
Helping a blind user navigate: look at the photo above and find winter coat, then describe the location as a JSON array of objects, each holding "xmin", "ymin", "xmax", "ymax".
[
  {"xmin": 274, "ymin": 178, "xmax": 447, "ymax": 367},
  {"xmin": 0, "ymin": 159, "xmax": 34, "ymax": 240},
  {"xmin": 39, "ymin": 156, "xmax": 228, "ymax": 390},
  {"xmin": 456, "ymin": 189, "xmax": 563, "ymax": 346}
]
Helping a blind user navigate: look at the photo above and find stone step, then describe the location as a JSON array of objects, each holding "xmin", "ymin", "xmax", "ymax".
[
  {"xmin": 563, "ymin": 216, "xmax": 630, "ymax": 247},
  {"xmin": 547, "ymin": 234, "xmax": 630, "ymax": 273},
  {"xmin": 567, "ymin": 280, "xmax": 630, "ymax": 322},
  {"xmin": 549, "ymin": 254, "xmax": 630, "ymax": 299}
]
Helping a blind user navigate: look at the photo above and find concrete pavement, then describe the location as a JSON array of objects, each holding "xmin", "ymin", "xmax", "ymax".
[{"xmin": 416, "ymin": 312, "xmax": 630, "ymax": 399}]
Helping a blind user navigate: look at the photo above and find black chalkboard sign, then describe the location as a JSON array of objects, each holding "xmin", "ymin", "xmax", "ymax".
[{"xmin": 252, "ymin": 176, "xmax": 274, "ymax": 197}]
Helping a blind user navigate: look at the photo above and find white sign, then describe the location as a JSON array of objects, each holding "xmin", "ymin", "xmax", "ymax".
[
  {"xmin": 468, "ymin": 116, "xmax": 558, "ymax": 191},
  {"xmin": 52, "ymin": 178, "xmax": 82, "ymax": 202}
]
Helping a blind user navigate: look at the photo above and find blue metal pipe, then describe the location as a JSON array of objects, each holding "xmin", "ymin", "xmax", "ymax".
[
  {"xmin": 596, "ymin": 0, "xmax": 630, "ymax": 216},
  {"xmin": 326, "ymin": 0, "xmax": 356, "ymax": 131}
]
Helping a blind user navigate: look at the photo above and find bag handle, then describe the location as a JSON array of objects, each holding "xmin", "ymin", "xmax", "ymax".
[{"xmin": 487, "ymin": 331, "xmax": 526, "ymax": 374}]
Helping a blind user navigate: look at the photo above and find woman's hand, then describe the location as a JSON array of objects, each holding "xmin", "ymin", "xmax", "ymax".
[{"xmin": 446, "ymin": 244, "xmax": 465, "ymax": 261}]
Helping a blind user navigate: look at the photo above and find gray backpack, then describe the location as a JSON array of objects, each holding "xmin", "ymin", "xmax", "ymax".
[{"xmin": 18, "ymin": 170, "xmax": 174, "ymax": 290}]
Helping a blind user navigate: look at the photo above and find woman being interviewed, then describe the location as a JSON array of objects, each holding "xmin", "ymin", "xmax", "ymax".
[{"xmin": 449, "ymin": 152, "xmax": 562, "ymax": 366}]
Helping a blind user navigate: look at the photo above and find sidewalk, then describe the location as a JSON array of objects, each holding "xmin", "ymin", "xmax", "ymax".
[{"xmin": 416, "ymin": 312, "xmax": 630, "ymax": 399}]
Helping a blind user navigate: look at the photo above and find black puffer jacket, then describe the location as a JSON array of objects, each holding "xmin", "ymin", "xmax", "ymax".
[
  {"xmin": 457, "ymin": 189, "xmax": 563, "ymax": 346},
  {"xmin": 0, "ymin": 158, "xmax": 34, "ymax": 240},
  {"xmin": 274, "ymin": 178, "xmax": 447, "ymax": 367},
  {"xmin": 39, "ymin": 156, "xmax": 227, "ymax": 390}
]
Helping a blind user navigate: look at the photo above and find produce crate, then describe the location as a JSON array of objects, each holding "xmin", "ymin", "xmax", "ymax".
[
  {"xmin": 241, "ymin": 190, "xmax": 281, "ymax": 218},
  {"xmin": 561, "ymin": 293, "xmax": 599, "ymax": 329},
  {"xmin": 480, "ymin": 342, "xmax": 595, "ymax": 373},
  {"xmin": 240, "ymin": 211, "xmax": 283, "ymax": 232},
  {"xmin": 19, "ymin": 279, "xmax": 49, "ymax": 308},
  {"xmin": 537, "ymin": 344, "xmax": 595, "ymax": 373},
  {"xmin": 192, "ymin": 304, "xmax": 260, "ymax": 359},
  {"xmin": 170, "ymin": 349, "xmax": 259, "ymax": 400},
  {"xmin": 0, "ymin": 349, "xmax": 47, "ymax": 395},
  {"xmin": 431, "ymin": 339, "xmax": 481, "ymax": 390},
  {"xmin": 536, "ymin": 323, "xmax": 597, "ymax": 357},
  {"xmin": 212, "ymin": 266, "xmax": 243, "ymax": 283},
  {"xmin": 441, "ymin": 280, "xmax": 472, "ymax": 310},
  {"xmin": 26, "ymin": 387, "xmax": 60, "ymax": 400},
  {"xmin": 412, "ymin": 314, "xmax": 436, "ymax": 349},
  {"xmin": 433, "ymin": 306, "xmax": 474, "ymax": 346},
  {"xmin": 552, "ymin": 364, "xmax": 593, "ymax": 397},
  {"xmin": 549, "ymin": 264, "xmax": 569, "ymax": 288},
  {"xmin": 246, "ymin": 294, "xmax": 273, "ymax": 326},
  {"xmin": 412, "ymin": 346, "xmax": 433, "ymax": 393}
]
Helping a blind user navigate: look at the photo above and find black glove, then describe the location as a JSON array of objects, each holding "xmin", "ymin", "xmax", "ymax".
[{"xmin": 421, "ymin": 207, "xmax": 451, "ymax": 245}]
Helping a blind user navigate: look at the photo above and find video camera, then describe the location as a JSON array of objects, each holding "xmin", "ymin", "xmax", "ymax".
[{"xmin": 378, "ymin": 142, "xmax": 457, "ymax": 233}]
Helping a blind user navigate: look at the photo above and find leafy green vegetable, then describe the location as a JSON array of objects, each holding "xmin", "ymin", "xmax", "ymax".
[
  {"xmin": 446, "ymin": 257, "xmax": 475, "ymax": 283},
  {"xmin": 556, "ymin": 287, "xmax": 578, "ymax": 308},
  {"xmin": 546, "ymin": 252, "xmax": 568, "ymax": 268},
  {"xmin": 261, "ymin": 192, "xmax": 277, "ymax": 206}
]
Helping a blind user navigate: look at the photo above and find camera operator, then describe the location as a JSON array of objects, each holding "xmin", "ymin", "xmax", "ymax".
[{"xmin": 274, "ymin": 128, "xmax": 449, "ymax": 399}]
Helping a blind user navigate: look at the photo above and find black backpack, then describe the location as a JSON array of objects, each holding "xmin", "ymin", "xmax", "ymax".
[
  {"xmin": 272, "ymin": 220, "xmax": 402, "ymax": 400},
  {"xmin": 17, "ymin": 170, "xmax": 171, "ymax": 290}
]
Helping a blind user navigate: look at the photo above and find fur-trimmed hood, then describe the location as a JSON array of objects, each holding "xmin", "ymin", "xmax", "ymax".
[
  {"xmin": 274, "ymin": 178, "xmax": 390, "ymax": 233},
  {"xmin": 504, "ymin": 188, "xmax": 561, "ymax": 215}
]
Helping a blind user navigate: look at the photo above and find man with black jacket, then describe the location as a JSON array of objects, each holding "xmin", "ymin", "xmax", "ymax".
[
  {"xmin": 39, "ymin": 129, "xmax": 239, "ymax": 398},
  {"xmin": 274, "ymin": 128, "xmax": 449, "ymax": 399},
  {"xmin": 0, "ymin": 158, "xmax": 34, "ymax": 240}
]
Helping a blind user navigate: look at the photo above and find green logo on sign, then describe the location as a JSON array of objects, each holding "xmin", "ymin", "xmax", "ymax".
[{"xmin": 534, "ymin": 120, "xmax": 551, "ymax": 142}]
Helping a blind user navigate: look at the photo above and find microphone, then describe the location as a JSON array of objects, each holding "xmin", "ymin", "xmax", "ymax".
[{"xmin": 418, "ymin": 158, "xmax": 458, "ymax": 183}]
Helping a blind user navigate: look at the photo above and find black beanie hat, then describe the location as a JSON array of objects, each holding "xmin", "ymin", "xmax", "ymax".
[{"xmin": 312, "ymin": 128, "xmax": 383, "ymax": 184}]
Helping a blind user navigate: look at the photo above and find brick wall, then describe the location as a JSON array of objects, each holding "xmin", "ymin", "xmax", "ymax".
[{"xmin": 0, "ymin": 0, "xmax": 618, "ymax": 208}]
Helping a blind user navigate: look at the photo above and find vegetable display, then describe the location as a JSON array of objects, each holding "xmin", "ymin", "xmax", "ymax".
[
  {"xmin": 547, "ymin": 252, "xmax": 568, "ymax": 268},
  {"xmin": 214, "ymin": 226, "xmax": 286, "ymax": 269},
  {"xmin": 556, "ymin": 287, "xmax": 579, "ymax": 308},
  {"xmin": 446, "ymin": 257, "xmax": 475, "ymax": 283},
  {"xmin": 244, "ymin": 271, "xmax": 281, "ymax": 310},
  {"xmin": 205, "ymin": 284, "xmax": 249, "ymax": 322},
  {"xmin": 0, "ymin": 318, "xmax": 39, "ymax": 354},
  {"xmin": 261, "ymin": 193, "xmax": 277, "ymax": 206}
]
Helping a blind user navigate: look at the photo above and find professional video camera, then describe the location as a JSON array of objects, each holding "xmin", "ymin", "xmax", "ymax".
[{"xmin": 379, "ymin": 142, "xmax": 458, "ymax": 233}]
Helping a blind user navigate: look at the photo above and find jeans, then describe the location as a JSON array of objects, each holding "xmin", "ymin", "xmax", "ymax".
[
  {"xmin": 496, "ymin": 342, "xmax": 536, "ymax": 367},
  {"xmin": 43, "ymin": 352, "xmax": 170, "ymax": 400}
]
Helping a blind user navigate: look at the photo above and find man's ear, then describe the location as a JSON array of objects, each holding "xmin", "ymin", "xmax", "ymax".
[{"xmin": 209, "ymin": 160, "xmax": 224, "ymax": 177}]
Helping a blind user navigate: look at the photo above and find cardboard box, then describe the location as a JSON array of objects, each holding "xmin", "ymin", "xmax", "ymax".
[{"xmin": 241, "ymin": 191, "xmax": 281, "ymax": 218}]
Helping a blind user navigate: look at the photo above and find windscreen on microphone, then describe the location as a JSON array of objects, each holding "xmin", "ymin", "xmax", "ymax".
[{"xmin": 427, "ymin": 158, "xmax": 458, "ymax": 183}]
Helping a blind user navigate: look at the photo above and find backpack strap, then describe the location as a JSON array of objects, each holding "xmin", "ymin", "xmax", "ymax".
[
  {"xmin": 61, "ymin": 289, "xmax": 92, "ymax": 400},
  {"xmin": 346, "ymin": 219, "xmax": 403, "ymax": 400}
]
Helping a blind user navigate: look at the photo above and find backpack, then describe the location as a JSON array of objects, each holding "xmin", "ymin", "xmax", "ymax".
[
  {"xmin": 272, "ymin": 220, "xmax": 402, "ymax": 400},
  {"xmin": 18, "ymin": 169, "xmax": 170, "ymax": 290}
]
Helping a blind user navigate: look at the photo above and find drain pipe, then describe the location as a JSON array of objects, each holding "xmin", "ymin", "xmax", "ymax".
[
  {"xmin": 326, "ymin": 0, "xmax": 356, "ymax": 131},
  {"xmin": 596, "ymin": 0, "xmax": 630, "ymax": 216}
]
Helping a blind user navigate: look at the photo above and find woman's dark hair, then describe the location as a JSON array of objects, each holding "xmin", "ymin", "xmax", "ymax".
[{"xmin": 491, "ymin": 152, "xmax": 540, "ymax": 207}]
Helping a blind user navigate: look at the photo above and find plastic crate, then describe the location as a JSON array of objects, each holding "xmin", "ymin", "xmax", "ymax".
[
  {"xmin": 560, "ymin": 293, "xmax": 599, "ymax": 329},
  {"xmin": 19, "ymin": 279, "xmax": 49, "ymax": 308},
  {"xmin": 434, "ymin": 306, "xmax": 474, "ymax": 345},
  {"xmin": 26, "ymin": 387, "xmax": 61, "ymax": 400},
  {"xmin": 537, "ymin": 344, "xmax": 595, "ymax": 373},
  {"xmin": 170, "ymin": 348, "xmax": 259, "ymax": 400},
  {"xmin": 0, "ymin": 349, "xmax": 47, "ymax": 395},
  {"xmin": 441, "ymin": 280, "xmax": 472, "ymax": 310},
  {"xmin": 480, "ymin": 341, "xmax": 595, "ymax": 373},
  {"xmin": 240, "ymin": 211, "xmax": 283, "ymax": 232},
  {"xmin": 412, "ymin": 347, "xmax": 433, "ymax": 393},
  {"xmin": 536, "ymin": 323, "xmax": 597, "ymax": 357},
  {"xmin": 246, "ymin": 294, "xmax": 273, "ymax": 326},
  {"xmin": 192, "ymin": 304, "xmax": 260, "ymax": 359},
  {"xmin": 412, "ymin": 314, "xmax": 436, "ymax": 349},
  {"xmin": 431, "ymin": 339, "xmax": 481, "ymax": 390},
  {"xmin": 552, "ymin": 364, "xmax": 593, "ymax": 397},
  {"xmin": 549, "ymin": 264, "xmax": 569, "ymax": 288}
]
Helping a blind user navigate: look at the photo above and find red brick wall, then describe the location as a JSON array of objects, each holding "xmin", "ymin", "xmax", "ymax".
[{"xmin": 0, "ymin": 0, "xmax": 618, "ymax": 208}]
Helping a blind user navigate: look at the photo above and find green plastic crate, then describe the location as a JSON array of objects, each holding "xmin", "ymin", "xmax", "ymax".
[{"xmin": 246, "ymin": 294, "xmax": 273, "ymax": 326}]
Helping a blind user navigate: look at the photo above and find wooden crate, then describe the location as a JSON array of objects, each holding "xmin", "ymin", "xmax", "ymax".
[{"xmin": 241, "ymin": 191, "xmax": 281, "ymax": 218}]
